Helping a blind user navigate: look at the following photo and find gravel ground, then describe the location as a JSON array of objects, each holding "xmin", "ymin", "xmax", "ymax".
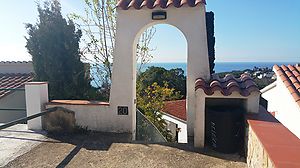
[{"xmin": 4, "ymin": 132, "xmax": 246, "ymax": 168}]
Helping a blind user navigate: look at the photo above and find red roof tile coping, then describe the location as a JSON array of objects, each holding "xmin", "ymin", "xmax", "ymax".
[
  {"xmin": 0, "ymin": 73, "xmax": 33, "ymax": 99},
  {"xmin": 117, "ymin": 0, "xmax": 206, "ymax": 10},
  {"xmin": 247, "ymin": 106, "xmax": 300, "ymax": 168},
  {"xmin": 274, "ymin": 64, "xmax": 300, "ymax": 107},
  {"xmin": 162, "ymin": 99, "xmax": 186, "ymax": 121},
  {"xmin": 195, "ymin": 74, "xmax": 260, "ymax": 97},
  {"xmin": 0, "ymin": 61, "xmax": 32, "ymax": 64},
  {"xmin": 25, "ymin": 82, "xmax": 48, "ymax": 85},
  {"xmin": 47, "ymin": 100, "xmax": 109, "ymax": 106}
]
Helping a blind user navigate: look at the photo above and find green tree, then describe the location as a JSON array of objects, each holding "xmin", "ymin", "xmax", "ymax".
[
  {"xmin": 137, "ymin": 82, "xmax": 180, "ymax": 142},
  {"xmin": 138, "ymin": 66, "xmax": 186, "ymax": 99},
  {"xmin": 206, "ymin": 11, "xmax": 216, "ymax": 74},
  {"xmin": 25, "ymin": 0, "xmax": 92, "ymax": 100},
  {"xmin": 69, "ymin": 0, "xmax": 156, "ymax": 100}
]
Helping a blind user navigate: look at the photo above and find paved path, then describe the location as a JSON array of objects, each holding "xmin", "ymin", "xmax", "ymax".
[
  {"xmin": 0, "ymin": 124, "xmax": 47, "ymax": 167},
  {"xmin": 4, "ymin": 132, "xmax": 246, "ymax": 168}
]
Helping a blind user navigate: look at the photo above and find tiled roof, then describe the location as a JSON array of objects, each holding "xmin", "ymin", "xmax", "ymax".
[
  {"xmin": 274, "ymin": 64, "xmax": 300, "ymax": 107},
  {"xmin": 0, "ymin": 61, "xmax": 32, "ymax": 64},
  {"xmin": 162, "ymin": 99, "xmax": 186, "ymax": 121},
  {"xmin": 195, "ymin": 74, "xmax": 260, "ymax": 96},
  {"xmin": 117, "ymin": 0, "xmax": 206, "ymax": 10},
  {"xmin": 0, "ymin": 73, "xmax": 33, "ymax": 99}
]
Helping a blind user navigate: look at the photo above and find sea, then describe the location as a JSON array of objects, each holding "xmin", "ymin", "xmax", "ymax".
[
  {"xmin": 140, "ymin": 62, "xmax": 298, "ymax": 74},
  {"xmin": 91, "ymin": 62, "xmax": 298, "ymax": 86}
]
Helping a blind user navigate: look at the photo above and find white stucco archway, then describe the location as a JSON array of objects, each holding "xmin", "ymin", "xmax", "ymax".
[
  {"xmin": 136, "ymin": 23, "xmax": 187, "ymax": 65},
  {"xmin": 109, "ymin": 2, "xmax": 210, "ymax": 146}
]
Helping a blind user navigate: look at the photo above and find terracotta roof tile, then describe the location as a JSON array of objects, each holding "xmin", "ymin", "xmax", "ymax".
[
  {"xmin": 195, "ymin": 74, "xmax": 260, "ymax": 97},
  {"xmin": 274, "ymin": 64, "xmax": 300, "ymax": 106},
  {"xmin": 162, "ymin": 99, "xmax": 186, "ymax": 121},
  {"xmin": 0, "ymin": 73, "xmax": 33, "ymax": 99},
  {"xmin": 0, "ymin": 61, "xmax": 32, "ymax": 64},
  {"xmin": 117, "ymin": 0, "xmax": 206, "ymax": 10}
]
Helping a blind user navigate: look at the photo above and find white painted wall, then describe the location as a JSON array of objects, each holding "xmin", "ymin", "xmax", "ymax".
[
  {"xmin": 46, "ymin": 104, "xmax": 124, "ymax": 132},
  {"xmin": 262, "ymin": 80, "xmax": 300, "ymax": 139},
  {"xmin": 162, "ymin": 113, "xmax": 187, "ymax": 143},
  {"xmin": 25, "ymin": 81, "xmax": 137, "ymax": 133},
  {"xmin": 261, "ymin": 82, "xmax": 278, "ymax": 113},
  {"xmin": 25, "ymin": 82, "xmax": 49, "ymax": 130},
  {"xmin": 110, "ymin": 5, "xmax": 210, "ymax": 139},
  {"xmin": 195, "ymin": 90, "xmax": 206, "ymax": 147},
  {"xmin": 0, "ymin": 62, "xmax": 33, "ymax": 74},
  {"xmin": 0, "ymin": 90, "xmax": 26, "ymax": 123}
]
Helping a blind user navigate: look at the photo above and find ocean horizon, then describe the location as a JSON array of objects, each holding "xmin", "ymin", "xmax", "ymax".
[
  {"xmin": 140, "ymin": 62, "xmax": 298, "ymax": 73},
  {"xmin": 91, "ymin": 61, "xmax": 298, "ymax": 86}
]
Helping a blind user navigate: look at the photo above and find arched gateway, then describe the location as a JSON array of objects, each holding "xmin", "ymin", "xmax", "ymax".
[
  {"xmin": 109, "ymin": 0, "xmax": 210, "ymax": 146},
  {"xmin": 25, "ymin": 0, "xmax": 260, "ymax": 149}
]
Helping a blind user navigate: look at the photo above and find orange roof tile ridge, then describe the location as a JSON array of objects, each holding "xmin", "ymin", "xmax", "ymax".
[
  {"xmin": 117, "ymin": 0, "xmax": 206, "ymax": 10},
  {"xmin": 0, "ymin": 72, "xmax": 33, "ymax": 75},
  {"xmin": 274, "ymin": 64, "xmax": 300, "ymax": 106},
  {"xmin": 0, "ymin": 61, "xmax": 32, "ymax": 64},
  {"xmin": 195, "ymin": 74, "xmax": 259, "ymax": 97}
]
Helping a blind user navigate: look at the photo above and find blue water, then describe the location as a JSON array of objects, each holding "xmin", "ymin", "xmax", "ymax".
[
  {"xmin": 140, "ymin": 62, "xmax": 298, "ymax": 74},
  {"xmin": 91, "ymin": 62, "xmax": 298, "ymax": 87}
]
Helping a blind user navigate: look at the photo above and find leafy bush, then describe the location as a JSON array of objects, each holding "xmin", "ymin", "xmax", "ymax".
[{"xmin": 137, "ymin": 82, "xmax": 181, "ymax": 142}]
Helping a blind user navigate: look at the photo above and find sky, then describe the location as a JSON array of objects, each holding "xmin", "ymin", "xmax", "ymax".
[{"xmin": 0, "ymin": 0, "xmax": 299, "ymax": 63}]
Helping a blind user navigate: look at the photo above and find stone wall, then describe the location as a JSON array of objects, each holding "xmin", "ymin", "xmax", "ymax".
[
  {"xmin": 246, "ymin": 125, "xmax": 274, "ymax": 168},
  {"xmin": 42, "ymin": 108, "xmax": 76, "ymax": 133}
]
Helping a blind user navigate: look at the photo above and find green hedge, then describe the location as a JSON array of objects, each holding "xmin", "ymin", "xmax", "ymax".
[{"xmin": 206, "ymin": 11, "xmax": 216, "ymax": 74}]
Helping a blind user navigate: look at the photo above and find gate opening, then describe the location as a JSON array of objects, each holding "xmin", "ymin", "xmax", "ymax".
[
  {"xmin": 136, "ymin": 24, "xmax": 187, "ymax": 142},
  {"xmin": 205, "ymin": 98, "xmax": 246, "ymax": 154}
]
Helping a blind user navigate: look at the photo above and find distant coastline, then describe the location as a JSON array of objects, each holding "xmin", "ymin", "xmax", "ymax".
[
  {"xmin": 91, "ymin": 62, "xmax": 298, "ymax": 87},
  {"xmin": 140, "ymin": 62, "xmax": 298, "ymax": 73}
]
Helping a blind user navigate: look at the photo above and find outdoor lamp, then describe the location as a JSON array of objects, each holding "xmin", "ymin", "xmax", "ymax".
[{"xmin": 152, "ymin": 11, "xmax": 167, "ymax": 20}]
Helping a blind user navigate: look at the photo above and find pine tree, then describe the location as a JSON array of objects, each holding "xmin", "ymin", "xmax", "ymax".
[{"xmin": 25, "ymin": 0, "xmax": 91, "ymax": 99}]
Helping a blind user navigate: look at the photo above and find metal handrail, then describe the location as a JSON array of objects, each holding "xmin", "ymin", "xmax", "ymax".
[
  {"xmin": 0, "ymin": 108, "xmax": 26, "ymax": 111},
  {"xmin": 0, "ymin": 107, "xmax": 59, "ymax": 130}
]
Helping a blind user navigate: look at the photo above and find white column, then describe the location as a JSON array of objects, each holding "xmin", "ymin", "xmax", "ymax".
[
  {"xmin": 247, "ymin": 93, "xmax": 260, "ymax": 113},
  {"xmin": 25, "ymin": 82, "xmax": 49, "ymax": 130},
  {"xmin": 109, "ymin": 10, "xmax": 142, "ymax": 135},
  {"xmin": 183, "ymin": 4, "xmax": 210, "ymax": 137},
  {"xmin": 194, "ymin": 90, "xmax": 206, "ymax": 148}
]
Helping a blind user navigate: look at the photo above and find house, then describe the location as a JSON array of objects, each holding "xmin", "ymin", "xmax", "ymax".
[
  {"xmin": 261, "ymin": 64, "xmax": 300, "ymax": 139},
  {"xmin": 265, "ymin": 71, "xmax": 275, "ymax": 78},
  {"xmin": 162, "ymin": 73, "xmax": 261, "ymax": 144},
  {"xmin": 0, "ymin": 61, "xmax": 33, "ymax": 123},
  {"xmin": 162, "ymin": 99, "xmax": 187, "ymax": 143}
]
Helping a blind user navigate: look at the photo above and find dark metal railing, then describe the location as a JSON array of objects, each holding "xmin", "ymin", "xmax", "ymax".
[
  {"xmin": 0, "ymin": 107, "xmax": 59, "ymax": 130},
  {"xmin": 0, "ymin": 88, "xmax": 25, "ymax": 91},
  {"xmin": 0, "ymin": 108, "xmax": 26, "ymax": 111}
]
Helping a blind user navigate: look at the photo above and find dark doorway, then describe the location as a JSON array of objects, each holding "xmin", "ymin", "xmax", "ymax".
[{"xmin": 205, "ymin": 98, "xmax": 246, "ymax": 154}]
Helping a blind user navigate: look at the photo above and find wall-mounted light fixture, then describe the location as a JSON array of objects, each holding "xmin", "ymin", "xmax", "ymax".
[{"xmin": 152, "ymin": 11, "xmax": 167, "ymax": 20}]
